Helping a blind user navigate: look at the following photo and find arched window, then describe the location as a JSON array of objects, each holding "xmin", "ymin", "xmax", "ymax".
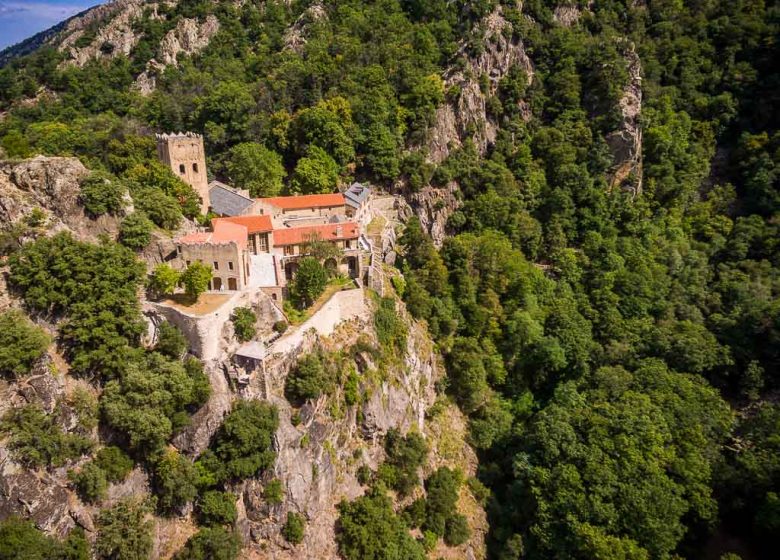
[
  {"xmin": 193, "ymin": 162, "xmax": 199, "ymax": 173},
  {"xmin": 179, "ymin": 164, "xmax": 185, "ymax": 174}
]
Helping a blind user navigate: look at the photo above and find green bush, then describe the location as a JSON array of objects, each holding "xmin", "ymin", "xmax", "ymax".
[
  {"xmin": 196, "ymin": 400, "xmax": 279, "ymax": 484},
  {"xmin": 119, "ymin": 212, "xmax": 153, "ymax": 250},
  {"xmin": 264, "ymin": 479, "xmax": 284, "ymax": 505},
  {"xmin": 444, "ymin": 513, "xmax": 470, "ymax": 546},
  {"xmin": 155, "ymin": 322, "xmax": 187, "ymax": 358},
  {"xmin": 289, "ymin": 257, "xmax": 328, "ymax": 309},
  {"xmin": 80, "ymin": 172, "xmax": 126, "ymax": 216},
  {"xmin": 181, "ymin": 261, "xmax": 212, "ymax": 300},
  {"xmin": 380, "ymin": 429, "xmax": 428, "ymax": 496},
  {"xmin": 148, "ymin": 263, "xmax": 181, "ymax": 298},
  {"xmin": 423, "ymin": 467, "xmax": 463, "ymax": 538},
  {"xmin": 0, "ymin": 310, "xmax": 50, "ymax": 379},
  {"xmin": 273, "ymin": 320, "xmax": 288, "ymax": 334},
  {"xmin": 132, "ymin": 188, "xmax": 182, "ymax": 230},
  {"xmin": 374, "ymin": 297, "xmax": 407, "ymax": 354},
  {"xmin": 282, "ymin": 512, "xmax": 305, "ymax": 544},
  {"xmin": 0, "ymin": 516, "xmax": 89, "ymax": 560},
  {"xmin": 285, "ymin": 352, "xmax": 337, "ymax": 403},
  {"xmin": 356, "ymin": 465, "xmax": 373, "ymax": 486},
  {"xmin": 198, "ymin": 491, "xmax": 238, "ymax": 526},
  {"xmin": 173, "ymin": 527, "xmax": 241, "ymax": 560},
  {"xmin": 1, "ymin": 404, "xmax": 92, "ymax": 468},
  {"xmin": 226, "ymin": 142, "xmax": 285, "ymax": 197},
  {"xmin": 70, "ymin": 461, "xmax": 108, "ymax": 503},
  {"xmin": 94, "ymin": 446, "xmax": 134, "ymax": 482},
  {"xmin": 94, "ymin": 498, "xmax": 153, "ymax": 560},
  {"xmin": 231, "ymin": 307, "xmax": 256, "ymax": 342},
  {"xmin": 152, "ymin": 449, "xmax": 199, "ymax": 514}
]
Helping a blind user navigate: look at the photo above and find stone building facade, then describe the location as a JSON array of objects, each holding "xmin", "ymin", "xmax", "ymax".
[{"xmin": 156, "ymin": 132, "xmax": 210, "ymax": 214}]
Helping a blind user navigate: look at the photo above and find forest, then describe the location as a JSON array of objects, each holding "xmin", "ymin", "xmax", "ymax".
[{"xmin": 0, "ymin": 0, "xmax": 778, "ymax": 559}]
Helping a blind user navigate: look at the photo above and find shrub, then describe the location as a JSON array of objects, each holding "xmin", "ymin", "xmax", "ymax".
[
  {"xmin": 119, "ymin": 212, "xmax": 153, "ymax": 250},
  {"xmin": 0, "ymin": 310, "xmax": 50, "ymax": 379},
  {"xmin": 181, "ymin": 261, "xmax": 212, "ymax": 300},
  {"xmin": 69, "ymin": 387, "xmax": 99, "ymax": 432},
  {"xmin": 231, "ymin": 307, "xmax": 256, "ymax": 342},
  {"xmin": 424, "ymin": 467, "xmax": 463, "ymax": 537},
  {"xmin": 356, "ymin": 465, "xmax": 373, "ymax": 486},
  {"xmin": 198, "ymin": 491, "xmax": 238, "ymax": 526},
  {"xmin": 94, "ymin": 498, "xmax": 153, "ymax": 560},
  {"xmin": 0, "ymin": 516, "xmax": 89, "ymax": 560},
  {"xmin": 70, "ymin": 462, "xmax": 108, "ymax": 503},
  {"xmin": 380, "ymin": 429, "xmax": 428, "ymax": 496},
  {"xmin": 0, "ymin": 404, "xmax": 92, "ymax": 468},
  {"xmin": 444, "ymin": 514, "xmax": 470, "ymax": 546},
  {"xmin": 155, "ymin": 322, "xmax": 187, "ymax": 358},
  {"xmin": 402, "ymin": 497, "xmax": 427, "ymax": 528},
  {"xmin": 196, "ymin": 400, "xmax": 279, "ymax": 484},
  {"xmin": 273, "ymin": 320, "xmax": 288, "ymax": 334},
  {"xmin": 285, "ymin": 352, "xmax": 337, "ymax": 403},
  {"xmin": 173, "ymin": 526, "xmax": 241, "ymax": 560},
  {"xmin": 282, "ymin": 512, "xmax": 305, "ymax": 544},
  {"xmin": 227, "ymin": 142, "xmax": 285, "ymax": 197},
  {"xmin": 374, "ymin": 297, "xmax": 407, "ymax": 354},
  {"xmin": 149, "ymin": 263, "xmax": 181, "ymax": 298},
  {"xmin": 264, "ymin": 479, "xmax": 284, "ymax": 505},
  {"xmin": 152, "ymin": 449, "xmax": 199, "ymax": 514},
  {"xmin": 289, "ymin": 257, "xmax": 328, "ymax": 308},
  {"xmin": 95, "ymin": 446, "xmax": 134, "ymax": 482},
  {"xmin": 132, "ymin": 188, "xmax": 182, "ymax": 230},
  {"xmin": 80, "ymin": 172, "xmax": 126, "ymax": 216}
]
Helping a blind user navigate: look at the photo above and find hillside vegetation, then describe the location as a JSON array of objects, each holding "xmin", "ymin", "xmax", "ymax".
[{"xmin": 0, "ymin": 1, "xmax": 778, "ymax": 559}]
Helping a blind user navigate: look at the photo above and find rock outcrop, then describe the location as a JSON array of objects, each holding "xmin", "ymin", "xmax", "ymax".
[
  {"xmin": 425, "ymin": 7, "xmax": 534, "ymax": 163},
  {"xmin": 283, "ymin": 2, "xmax": 328, "ymax": 53},
  {"xmin": 400, "ymin": 181, "xmax": 461, "ymax": 248},
  {"xmin": 0, "ymin": 156, "xmax": 122, "ymax": 241},
  {"xmin": 134, "ymin": 15, "xmax": 221, "ymax": 94},
  {"xmin": 606, "ymin": 43, "xmax": 643, "ymax": 196}
]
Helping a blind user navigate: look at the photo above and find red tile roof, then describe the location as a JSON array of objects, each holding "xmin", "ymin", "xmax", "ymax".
[
  {"xmin": 177, "ymin": 221, "xmax": 248, "ymax": 250},
  {"xmin": 273, "ymin": 222, "xmax": 359, "ymax": 246},
  {"xmin": 257, "ymin": 193, "xmax": 345, "ymax": 210},
  {"xmin": 212, "ymin": 215, "xmax": 273, "ymax": 234}
]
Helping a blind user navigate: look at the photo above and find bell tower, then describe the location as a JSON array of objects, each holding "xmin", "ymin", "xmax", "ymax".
[{"xmin": 156, "ymin": 132, "xmax": 210, "ymax": 214}]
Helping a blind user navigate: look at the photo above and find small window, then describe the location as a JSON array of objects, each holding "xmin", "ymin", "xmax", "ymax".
[
  {"xmin": 213, "ymin": 261, "xmax": 219, "ymax": 270},
  {"xmin": 193, "ymin": 162, "xmax": 199, "ymax": 173},
  {"xmin": 228, "ymin": 261, "xmax": 234, "ymax": 271},
  {"xmin": 186, "ymin": 260, "xmax": 191, "ymax": 266},
  {"xmin": 179, "ymin": 164, "xmax": 185, "ymax": 174},
  {"xmin": 284, "ymin": 246, "xmax": 294, "ymax": 256}
]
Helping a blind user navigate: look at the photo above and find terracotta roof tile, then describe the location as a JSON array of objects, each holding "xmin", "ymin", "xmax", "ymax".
[
  {"xmin": 212, "ymin": 215, "xmax": 273, "ymax": 234},
  {"xmin": 273, "ymin": 222, "xmax": 359, "ymax": 246},
  {"xmin": 257, "ymin": 193, "xmax": 345, "ymax": 210}
]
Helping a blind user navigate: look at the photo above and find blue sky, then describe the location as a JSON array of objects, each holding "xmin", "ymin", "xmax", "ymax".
[{"xmin": 0, "ymin": 1, "xmax": 102, "ymax": 50}]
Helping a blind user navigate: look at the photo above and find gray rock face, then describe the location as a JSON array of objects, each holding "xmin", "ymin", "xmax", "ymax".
[
  {"xmin": 606, "ymin": 43, "xmax": 643, "ymax": 196},
  {"xmin": 0, "ymin": 156, "xmax": 121, "ymax": 241},
  {"xmin": 426, "ymin": 7, "xmax": 534, "ymax": 163},
  {"xmin": 406, "ymin": 181, "xmax": 461, "ymax": 247},
  {"xmin": 283, "ymin": 2, "xmax": 328, "ymax": 53}
]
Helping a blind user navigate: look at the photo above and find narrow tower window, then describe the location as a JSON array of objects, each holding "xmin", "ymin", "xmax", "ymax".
[
  {"xmin": 179, "ymin": 164, "xmax": 185, "ymax": 174},
  {"xmin": 193, "ymin": 163, "xmax": 199, "ymax": 173}
]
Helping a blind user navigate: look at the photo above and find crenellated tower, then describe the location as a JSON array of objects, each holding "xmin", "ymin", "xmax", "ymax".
[{"xmin": 155, "ymin": 132, "xmax": 210, "ymax": 214}]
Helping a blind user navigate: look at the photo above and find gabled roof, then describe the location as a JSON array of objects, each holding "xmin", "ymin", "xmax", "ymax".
[
  {"xmin": 344, "ymin": 182, "xmax": 370, "ymax": 208},
  {"xmin": 273, "ymin": 222, "xmax": 359, "ymax": 246},
  {"xmin": 177, "ymin": 221, "xmax": 248, "ymax": 250},
  {"xmin": 257, "ymin": 193, "xmax": 345, "ymax": 211},
  {"xmin": 212, "ymin": 215, "xmax": 273, "ymax": 234},
  {"xmin": 209, "ymin": 182, "xmax": 254, "ymax": 216}
]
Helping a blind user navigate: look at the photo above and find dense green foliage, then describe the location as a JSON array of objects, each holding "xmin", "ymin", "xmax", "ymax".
[
  {"xmin": 197, "ymin": 491, "xmax": 238, "ymax": 526},
  {"xmin": 155, "ymin": 322, "xmax": 188, "ymax": 359},
  {"xmin": 230, "ymin": 307, "xmax": 257, "ymax": 342},
  {"xmin": 0, "ymin": 310, "xmax": 50, "ymax": 379},
  {"xmin": 79, "ymin": 172, "xmax": 126, "ymax": 217},
  {"xmin": 8, "ymin": 233, "xmax": 145, "ymax": 377},
  {"xmin": 1, "ymin": 404, "xmax": 92, "ymax": 468},
  {"xmin": 227, "ymin": 142, "xmax": 285, "ymax": 196},
  {"xmin": 0, "ymin": 517, "xmax": 89, "ymax": 560},
  {"xmin": 378, "ymin": 428, "xmax": 428, "ymax": 496},
  {"xmin": 94, "ymin": 498, "xmax": 153, "ymax": 560},
  {"xmin": 282, "ymin": 512, "xmax": 305, "ymax": 545},
  {"xmin": 337, "ymin": 487, "xmax": 426, "ymax": 560},
  {"xmin": 196, "ymin": 400, "xmax": 278, "ymax": 485},
  {"xmin": 152, "ymin": 449, "xmax": 199, "ymax": 514},
  {"xmin": 148, "ymin": 263, "xmax": 181, "ymax": 298},
  {"xmin": 285, "ymin": 351, "xmax": 337, "ymax": 403},
  {"xmin": 118, "ymin": 212, "xmax": 154, "ymax": 250},
  {"xmin": 289, "ymin": 257, "xmax": 328, "ymax": 308},
  {"xmin": 181, "ymin": 261, "xmax": 212, "ymax": 299},
  {"xmin": 173, "ymin": 527, "xmax": 241, "ymax": 560}
]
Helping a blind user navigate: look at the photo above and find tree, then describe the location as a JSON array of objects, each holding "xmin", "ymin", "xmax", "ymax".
[
  {"xmin": 173, "ymin": 527, "xmax": 241, "ymax": 560},
  {"xmin": 70, "ymin": 461, "xmax": 108, "ymax": 503},
  {"xmin": 285, "ymin": 352, "xmax": 337, "ymax": 403},
  {"xmin": 337, "ymin": 487, "xmax": 426, "ymax": 560},
  {"xmin": 227, "ymin": 142, "xmax": 285, "ymax": 197},
  {"xmin": 149, "ymin": 263, "xmax": 180, "ymax": 299},
  {"xmin": 380, "ymin": 429, "xmax": 428, "ymax": 496},
  {"xmin": 94, "ymin": 498, "xmax": 153, "ymax": 560},
  {"xmin": 155, "ymin": 322, "xmax": 187, "ymax": 358},
  {"xmin": 289, "ymin": 257, "xmax": 327, "ymax": 308},
  {"xmin": 80, "ymin": 172, "xmax": 126, "ymax": 216},
  {"xmin": 231, "ymin": 307, "xmax": 256, "ymax": 342},
  {"xmin": 119, "ymin": 212, "xmax": 153, "ymax": 250},
  {"xmin": 181, "ymin": 261, "xmax": 212, "ymax": 300},
  {"xmin": 0, "ymin": 310, "xmax": 50, "ymax": 379},
  {"xmin": 94, "ymin": 446, "xmax": 134, "ymax": 482},
  {"xmin": 423, "ymin": 467, "xmax": 462, "ymax": 537},
  {"xmin": 282, "ymin": 512, "xmax": 305, "ymax": 544},
  {"xmin": 132, "ymin": 188, "xmax": 182, "ymax": 230},
  {"xmin": 152, "ymin": 449, "xmax": 199, "ymax": 514},
  {"xmin": 197, "ymin": 491, "xmax": 237, "ymax": 526},
  {"xmin": 0, "ymin": 516, "xmax": 89, "ymax": 560},
  {"xmin": 290, "ymin": 146, "xmax": 340, "ymax": 195}
]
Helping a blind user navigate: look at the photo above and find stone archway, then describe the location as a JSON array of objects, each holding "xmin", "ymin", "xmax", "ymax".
[{"xmin": 212, "ymin": 277, "xmax": 223, "ymax": 291}]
